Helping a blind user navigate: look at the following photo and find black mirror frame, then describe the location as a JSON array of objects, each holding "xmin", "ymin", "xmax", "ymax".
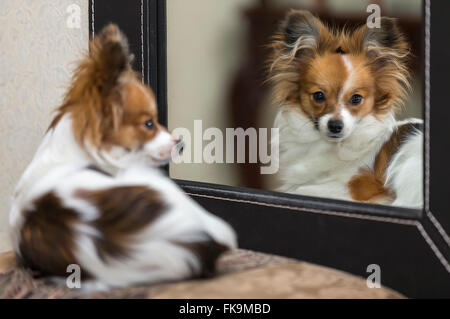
[{"xmin": 89, "ymin": 0, "xmax": 449, "ymax": 297}]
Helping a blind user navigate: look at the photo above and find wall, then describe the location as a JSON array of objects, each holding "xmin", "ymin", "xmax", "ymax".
[{"xmin": 0, "ymin": 0, "xmax": 89, "ymax": 252}]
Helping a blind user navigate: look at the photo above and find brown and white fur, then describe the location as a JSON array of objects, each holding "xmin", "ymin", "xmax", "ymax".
[
  {"xmin": 9, "ymin": 25, "xmax": 237, "ymax": 290},
  {"xmin": 268, "ymin": 10, "xmax": 422, "ymax": 208}
]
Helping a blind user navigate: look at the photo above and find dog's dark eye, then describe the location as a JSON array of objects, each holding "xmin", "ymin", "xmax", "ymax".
[
  {"xmin": 349, "ymin": 94, "xmax": 363, "ymax": 106},
  {"xmin": 313, "ymin": 91, "xmax": 326, "ymax": 103},
  {"xmin": 144, "ymin": 119, "xmax": 154, "ymax": 129}
]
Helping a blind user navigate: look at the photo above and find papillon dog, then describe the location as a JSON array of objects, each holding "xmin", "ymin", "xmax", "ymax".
[
  {"xmin": 9, "ymin": 25, "xmax": 236, "ymax": 290},
  {"xmin": 268, "ymin": 10, "xmax": 422, "ymax": 208}
]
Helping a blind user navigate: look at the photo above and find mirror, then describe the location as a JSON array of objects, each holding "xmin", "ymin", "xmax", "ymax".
[{"xmin": 167, "ymin": 0, "xmax": 423, "ymax": 209}]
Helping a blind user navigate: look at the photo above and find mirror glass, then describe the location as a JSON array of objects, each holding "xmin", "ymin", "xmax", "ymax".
[{"xmin": 167, "ymin": 0, "xmax": 423, "ymax": 209}]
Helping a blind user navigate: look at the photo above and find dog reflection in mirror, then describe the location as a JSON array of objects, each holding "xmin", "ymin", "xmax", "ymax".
[{"xmin": 268, "ymin": 10, "xmax": 422, "ymax": 208}]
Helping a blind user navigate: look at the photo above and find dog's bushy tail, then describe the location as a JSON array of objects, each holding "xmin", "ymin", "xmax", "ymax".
[{"xmin": 15, "ymin": 168, "xmax": 236, "ymax": 290}]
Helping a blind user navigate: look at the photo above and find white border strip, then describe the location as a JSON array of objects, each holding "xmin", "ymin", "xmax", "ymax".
[
  {"xmin": 186, "ymin": 192, "xmax": 418, "ymax": 226},
  {"xmin": 424, "ymin": 0, "xmax": 430, "ymax": 212},
  {"xmin": 417, "ymin": 223, "xmax": 450, "ymax": 273},
  {"xmin": 141, "ymin": 0, "xmax": 145, "ymax": 82},
  {"xmin": 423, "ymin": 0, "xmax": 450, "ymax": 247},
  {"xmin": 91, "ymin": 0, "xmax": 95, "ymax": 38},
  {"xmin": 427, "ymin": 211, "xmax": 450, "ymax": 246},
  {"xmin": 187, "ymin": 192, "xmax": 450, "ymax": 273}
]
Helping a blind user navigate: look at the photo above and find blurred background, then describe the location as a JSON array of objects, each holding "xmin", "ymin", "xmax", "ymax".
[{"xmin": 168, "ymin": 0, "xmax": 423, "ymax": 190}]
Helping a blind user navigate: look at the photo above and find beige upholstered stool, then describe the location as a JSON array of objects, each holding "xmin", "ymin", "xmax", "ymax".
[{"xmin": 0, "ymin": 249, "xmax": 402, "ymax": 299}]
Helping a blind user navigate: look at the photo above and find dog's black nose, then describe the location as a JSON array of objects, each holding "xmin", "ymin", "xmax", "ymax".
[{"xmin": 327, "ymin": 119, "xmax": 344, "ymax": 134}]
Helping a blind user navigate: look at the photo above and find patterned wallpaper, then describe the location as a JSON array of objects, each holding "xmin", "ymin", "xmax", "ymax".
[{"xmin": 0, "ymin": 0, "xmax": 88, "ymax": 252}]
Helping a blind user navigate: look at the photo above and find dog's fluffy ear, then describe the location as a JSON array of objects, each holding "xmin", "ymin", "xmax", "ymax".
[
  {"xmin": 278, "ymin": 10, "xmax": 325, "ymax": 58},
  {"xmin": 355, "ymin": 17, "xmax": 411, "ymax": 113},
  {"xmin": 267, "ymin": 10, "xmax": 326, "ymax": 107},
  {"xmin": 90, "ymin": 23, "xmax": 133, "ymax": 94},
  {"xmin": 50, "ymin": 24, "xmax": 135, "ymax": 147},
  {"xmin": 282, "ymin": 10, "xmax": 320, "ymax": 46},
  {"xmin": 361, "ymin": 17, "xmax": 409, "ymax": 58}
]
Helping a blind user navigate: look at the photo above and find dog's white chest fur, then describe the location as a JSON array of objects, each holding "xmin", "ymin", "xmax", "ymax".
[{"xmin": 273, "ymin": 107, "xmax": 395, "ymax": 201}]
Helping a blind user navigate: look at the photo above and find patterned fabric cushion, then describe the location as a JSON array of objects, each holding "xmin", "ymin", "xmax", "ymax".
[{"xmin": 0, "ymin": 249, "xmax": 403, "ymax": 299}]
